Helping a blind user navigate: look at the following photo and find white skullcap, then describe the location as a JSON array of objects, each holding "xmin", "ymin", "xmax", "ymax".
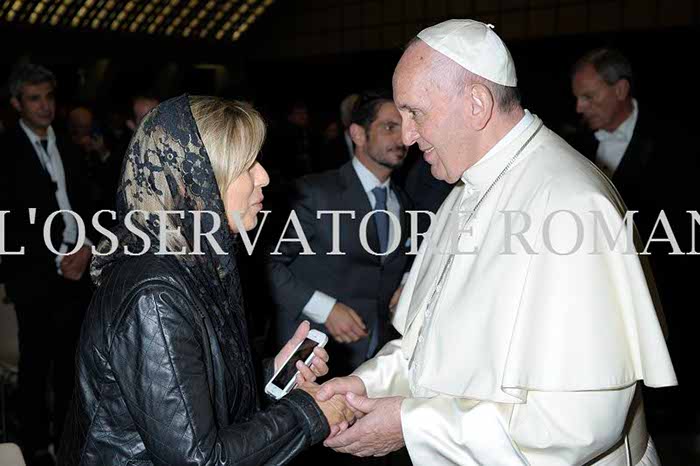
[{"xmin": 417, "ymin": 19, "xmax": 517, "ymax": 87}]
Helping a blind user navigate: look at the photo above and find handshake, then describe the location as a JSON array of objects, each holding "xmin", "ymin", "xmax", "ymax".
[
  {"xmin": 298, "ymin": 376, "xmax": 405, "ymax": 457},
  {"xmin": 276, "ymin": 323, "xmax": 405, "ymax": 457}
]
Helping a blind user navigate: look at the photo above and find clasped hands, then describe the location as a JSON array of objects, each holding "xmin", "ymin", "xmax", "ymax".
[
  {"xmin": 303, "ymin": 376, "xmax": 405, "ymax": 457},
  {"xmin": 278, "ymin": 322, "xmax": 405, "ymax": 457}
]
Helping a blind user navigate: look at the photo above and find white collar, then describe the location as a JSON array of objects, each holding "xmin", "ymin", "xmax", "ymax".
[
  {"xmin": 352, "ymin": 156, "xmax": 391, "ymax": 193},
  {"xmin": 19, "ymin": 118, "xmax": 55, "ymax": 146}
]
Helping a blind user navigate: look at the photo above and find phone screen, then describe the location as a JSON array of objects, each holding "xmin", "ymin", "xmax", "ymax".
[{"xmin": 271, "ymin": 337, "xmax": 319, "ymax": 389}]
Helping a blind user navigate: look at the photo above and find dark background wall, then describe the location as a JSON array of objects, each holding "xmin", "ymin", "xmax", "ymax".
[{"xmin": 1, "ymin": 0, "xmax": 698, "ymax": 133}]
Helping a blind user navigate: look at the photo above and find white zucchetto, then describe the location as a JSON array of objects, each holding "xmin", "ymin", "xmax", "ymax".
[{"xmin": 417, "ymin": 19, "xmax": 518, "ymax": 87}]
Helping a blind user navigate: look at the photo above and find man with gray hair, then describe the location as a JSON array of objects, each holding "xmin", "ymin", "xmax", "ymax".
[
  {"xmin": 572, "ymin": 47, "xmax": 697, "ymax": 438},
  {"xmin": 1, "ymin": 63, "xmax": 92, "ymax": 465},
  {"xmin": 570, "ymin": 48, "xmax": 656, "ymax": 236},
  {"xmin": 316, "ymin": 20, "xmax": 676, "ymax": 465}
]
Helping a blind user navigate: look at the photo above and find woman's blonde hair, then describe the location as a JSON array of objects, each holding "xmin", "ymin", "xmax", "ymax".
[{"xmin": 189, "ymin": 96, "xmax": 266, "ymax": 197}]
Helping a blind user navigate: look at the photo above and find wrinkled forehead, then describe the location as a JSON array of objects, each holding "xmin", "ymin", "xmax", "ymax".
[
  {"xmin": 394, "ymin": 49, "xmax": 443, "ymax": 111},
  {"xmin": 572, "ymin": 64, "xmax": 609, "ymax": 94}
]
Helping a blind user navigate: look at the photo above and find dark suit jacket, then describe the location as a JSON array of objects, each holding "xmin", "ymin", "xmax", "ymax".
[
  {"xmin": 266, "ymin": 161, "xmax": 412, "ymax": 372},
  {"xmin": 316, "ymin": 134, "xmax": 351, "ymax": 173},
  {"xmin": 567, "ymin": 108, "xmax": 685, "ymax": 241},
  {"xmin": 0, "ymin": 124, "xmax": 94, "ymax": 299}
]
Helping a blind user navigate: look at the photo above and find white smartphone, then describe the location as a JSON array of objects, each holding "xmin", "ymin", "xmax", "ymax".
[{"xmin": 265, "ymin": 329, "xmax": 328, "ymax": 400}]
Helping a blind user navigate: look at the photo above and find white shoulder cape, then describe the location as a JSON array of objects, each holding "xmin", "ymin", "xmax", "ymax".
[{"xmin": 392, "ymin": 117, "xmax": 677, "ymax": 403}]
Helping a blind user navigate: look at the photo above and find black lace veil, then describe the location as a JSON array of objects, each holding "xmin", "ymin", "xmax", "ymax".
[{"xmin": 92, "ymin": 94, "xmax": 257, "ymax": 418}]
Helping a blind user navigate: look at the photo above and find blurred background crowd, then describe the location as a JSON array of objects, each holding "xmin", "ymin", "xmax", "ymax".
[{"xmin": 0, "ymin": 1, "xmax": 698, "ymax": 465}]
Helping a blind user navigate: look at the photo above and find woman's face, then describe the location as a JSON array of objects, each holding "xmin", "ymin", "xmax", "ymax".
[{"xmin": 224, "ymin": 161, "xmax": 270, "ymax": 233}]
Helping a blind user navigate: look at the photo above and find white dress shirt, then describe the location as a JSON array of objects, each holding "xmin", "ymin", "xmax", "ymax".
[
  {"xmin": 20, "ymin": 120, "xmax": 89, "ymax": 273},
  {"xmin": 302, "ymin": 157, "xmax": 401, "ymax": 324},
  {"xmin": 594, "ymin": 99, "xmax": 638, "ymax": 177}
]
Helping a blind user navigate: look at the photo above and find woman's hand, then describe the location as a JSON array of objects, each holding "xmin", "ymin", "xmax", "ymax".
[
  {"xmin": 298, "ymin": 382, "xmax": 356, "ymax": 436},
  {"xmin": 275, "ymin": 321, "xmax": 329, "ymax": 384}
]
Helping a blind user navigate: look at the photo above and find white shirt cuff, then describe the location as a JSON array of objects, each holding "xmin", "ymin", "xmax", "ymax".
[
  {"xmin": 303, "ymin": 291, "xmax": 337, "ymax": 324},
  {"xmin": 55, "ymin": 252, "xmax": 64, "ymax": 275},
  {"xmin": 55, "ymin": 243, "xmax": 69, "ymax": 275},
  {"xmin": 400, "ymin": 272, "xmax": 409, "ymax": 286}
]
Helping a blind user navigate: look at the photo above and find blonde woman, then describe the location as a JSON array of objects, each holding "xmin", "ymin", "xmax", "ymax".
[{"xmin": 59, "ymin": 95, "xmax": 351, "ymax": 465}]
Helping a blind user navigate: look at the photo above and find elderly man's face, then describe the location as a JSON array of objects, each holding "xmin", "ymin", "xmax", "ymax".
[
  {"xmin": 572, "ymin": 64, "xmax": 627, "ymax": 132},
  {"xmin": 393, "ymin": 43, "xmax": 469, "ymax": 184}
]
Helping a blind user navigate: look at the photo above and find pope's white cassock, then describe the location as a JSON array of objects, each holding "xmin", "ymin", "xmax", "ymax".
[{"xmin": 353, "ymin": 111, "xmax": 677, "ymax": 465}]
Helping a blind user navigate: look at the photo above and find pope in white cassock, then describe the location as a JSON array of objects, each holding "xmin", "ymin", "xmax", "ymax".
[{"xmin": 316, "ymin": 19, "xmax": 677, "ymax": 466}]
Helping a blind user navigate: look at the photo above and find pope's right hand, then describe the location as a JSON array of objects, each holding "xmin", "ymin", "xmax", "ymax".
[
  {"xmin": 316, "ymin": 376, "xmax": 366, "ymax": 402},
  {"xmin": 325, "ymin": 303, "xmax": 367, "ymax": 343},
  {"xmin": 317, "ymin": 376, "xmax": 368, "ymax": 429}
]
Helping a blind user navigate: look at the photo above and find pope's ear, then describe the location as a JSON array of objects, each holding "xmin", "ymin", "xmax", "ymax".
[
  {"xmin": 349, "ymin": 123, "xmax": 367, "ymax": 147},
  {"xmin": 467, "ymin": 83, "xmax": 494, "ymax": 131}
]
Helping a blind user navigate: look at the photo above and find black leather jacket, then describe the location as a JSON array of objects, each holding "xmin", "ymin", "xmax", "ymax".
[{"xmin": 59, "ymin": 254, "xmax": 329, "ymax": 465}]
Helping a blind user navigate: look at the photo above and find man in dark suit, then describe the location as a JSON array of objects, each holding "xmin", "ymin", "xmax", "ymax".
[
  {"xmin": 267, "ymin": 91, "xmax": 411, "ymax": 376},
  {"xmin": 0, "ymin": 64, "xmax": 94, "ymax": 465},
  {"xmin": 571, "ymin": 48, "xmax": 662, "ymax": 241},
  {"xmin": 570, "ymin": 48, "xmax": 699, "ymax": 435}
]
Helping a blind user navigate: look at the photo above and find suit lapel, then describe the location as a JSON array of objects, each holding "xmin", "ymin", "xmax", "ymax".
[
  {"xmin": 12, "ymin": 127, "xmax": 60, "ymax": 207},
  {"xmin": 16, "ymin": 127, "xmax": 54, "ymax": 185},
  {"xmin": 612, "ymin": 110, "xmax": 653, "ymax": 190}
]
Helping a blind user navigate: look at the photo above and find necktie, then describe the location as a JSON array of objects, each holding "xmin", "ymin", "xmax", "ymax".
[
  {"xmin": 368, "ymin": 186, "xmax": 388, "ymax": 358},
  {"xmin": 372, "ymin": 186, "xmax": 389, "ymax": 253},
  {"xmin": 38, "ymin": 139, "xmax": 56, "ymax": 185}
]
